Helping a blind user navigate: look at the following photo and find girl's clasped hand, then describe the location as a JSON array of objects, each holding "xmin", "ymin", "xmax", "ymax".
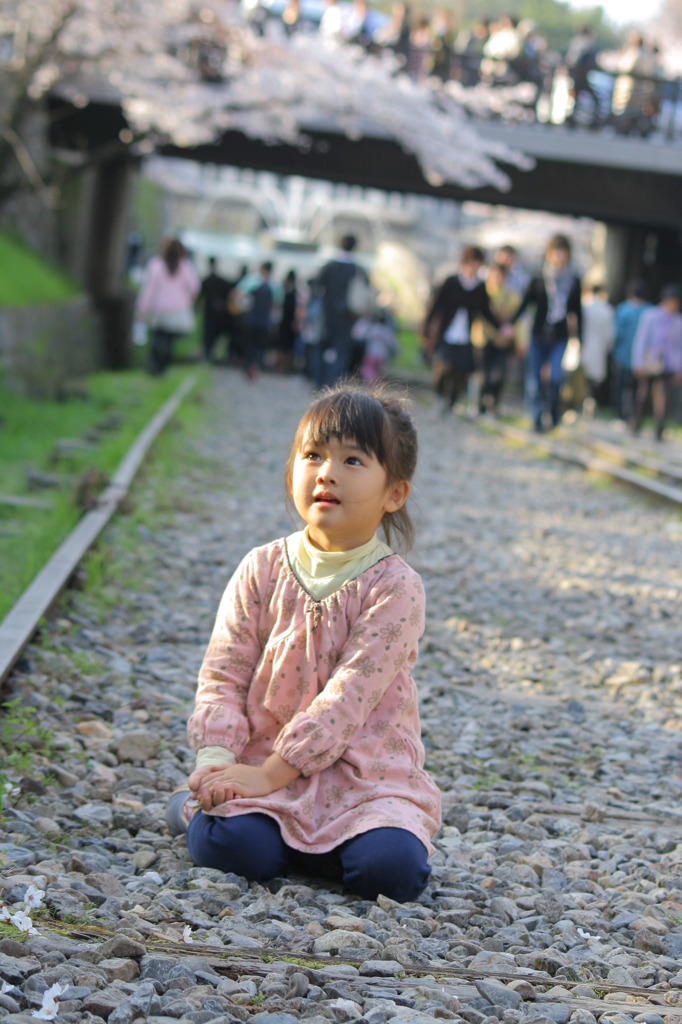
[{"xmin": 188, "ymin": 753, "xmax": 300, "ymax": 809}]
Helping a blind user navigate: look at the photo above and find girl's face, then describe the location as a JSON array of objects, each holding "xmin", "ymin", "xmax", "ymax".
[
  {"xmin": 546, "ymin": 247, "xmax": 569, "ymax": 271},
  {"xmin": 487, "ymin": 266, "xmax": 505, "ymax": 290},
  {"xmin": 290, "ymin": 434, "xmax": 409, "ymax": 552},
  {"xmin": 460, "ymin": 259, "xmax": 482, "ymax": 281}
]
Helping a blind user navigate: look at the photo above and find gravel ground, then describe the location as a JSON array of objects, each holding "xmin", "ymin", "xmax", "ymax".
[{"xmin": 1, "ymin": 369, "xmax": 681, "ymax": 1024}]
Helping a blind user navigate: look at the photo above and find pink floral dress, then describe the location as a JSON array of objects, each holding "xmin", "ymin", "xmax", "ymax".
[{"xmin": 188, "ymin": 539, "xmax": 442, "ymax": 854}]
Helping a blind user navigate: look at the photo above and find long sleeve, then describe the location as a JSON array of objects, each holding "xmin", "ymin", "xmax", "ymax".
[
  {"xmin": 474, "ymin": 283, "xmax": 502, "ymax": 330},
  {"xmin": 135, "ymin": 259, "xmax": 161, "ymax": 320},
  {"xmin": 187, "ymin": 554, "xmax": 263, "ymax": 757},
  {"xmin": 631, "ymin": 308, "xmax": 654, "ymax": 371},
  {"xmin": 422, "ymin": 276, "xmax": 452, "ymax": 341},
  {"xmin": 567, "ymin": 277, "xmax": 583, "ymax": 340},
  {"xmin": 605, "ymin": 306, "xmax": 616, "ymax": 352},
  {"xmin": 181, "ymin": 260, "xmax": 201, "ymax": 304},
  {"xmin": 512, "ymin": 276, "xmax": 541, "ymax": 324},
  {"xmin": 274, "ymin": 571, "xmax": 425, "ymax": 776}
]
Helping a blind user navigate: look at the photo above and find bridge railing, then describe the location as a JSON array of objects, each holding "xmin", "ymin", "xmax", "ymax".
[
  {"xmin": 191, "ymin": 5, "xmax": 682, "ymax": 146},
  {"xmin": 446, "ymin": 55, "xmax": 682, "ymax": 142}
]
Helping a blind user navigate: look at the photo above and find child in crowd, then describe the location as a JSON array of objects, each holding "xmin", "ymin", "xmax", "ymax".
[
  {"xmin": 472, "ymin": 261, "xmax": 521, "ymax": 414},
  {"xmin": 353, "ymin": 310, "xmax": 400, "ymax": 382},
  {"xmin": 167, "ymin": 385, "xmax": 441, "ymax": 902}
]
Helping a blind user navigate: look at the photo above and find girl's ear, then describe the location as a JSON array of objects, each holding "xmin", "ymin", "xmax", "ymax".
[{"xmin": 385, "ymin": 480, "xmax": 410, "ymax": 513}]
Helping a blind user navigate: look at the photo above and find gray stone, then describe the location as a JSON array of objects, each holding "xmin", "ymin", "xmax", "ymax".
[
  {"xmin": 489, "ymin": 897, "xmax": 520, "ymax": 922},
  {"xmin": 0, "ymin": 844, "xmax": 35, "ymax": 868},
  {"xmin": 59, "ymin": 985, "xmax": 92, "ymax": 1001},
  {"xmin": 607, "ymin": 968, "xmax": 636, "ymax": 988},
  {"xmin": 286, "ymin": 972, "xmax": 309, "ymax": 997},
  {"xmin": 507, "ymin": 981, "xmax": 536, "ymax": 1001},
  {"xmin": 469, "ymin": 951, "xmax": 518, "ymax": 974},
  {"xmin": 359, "ymin": 960, "xmax": 406, "ymax": 977},
  {"xmin": 540, "ymin": 1004, "xmax": 573, "ymax": 1024},
  {"xmin": 82, "ymin": 989, "xmax": 131, "ymax": 1018},
  {"xmin": 569, "ymin": 1013, "xmax": 597, "ymax": 1024},
  {"xmin": 99, "ymin": 957, "xmax": 141, "ymax": 983},
  {"xmin": 313, "ymin": 929, "xmax": 383, "ymax": 954},
  {"xmin": 663, "ymin": 934, "xmax": 682, "ymax": 958},
  {"xmin": 140, "ymin": 956, "xmax": 180, "ymax": 985},
  {"xmin": 115, "ymin": 730, "xmax": 161, "ymax": 762},
  {"xmin": 99, "ymin": 936, "xmax": 147, "ymax": 960},
  {"xmin": 73, "ymin": 803, "xmax": 113, "ymax": 826},
  {"xmin": 0, "ymin": 993, "xmax": 21, "ymax": 1013},
  {"xmin": 474, "ymin": 981, "xmax": 522, "ymax": 1011}
]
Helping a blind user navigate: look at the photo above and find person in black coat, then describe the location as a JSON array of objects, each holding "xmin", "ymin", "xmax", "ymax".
[
  {"xmin": 513, "ymin": 234, "xmax": 582, "ymax": 432},
  {"xmin": 423, "ymin": 246, "xmax": 512, "ymax": 413},
  {"xmin": 196, "ymin": 257, "xmax": 231, "ymax": 362},
  {"xmin": 276, "ymin": 269, "xmax": 299, "ymax": 373}
]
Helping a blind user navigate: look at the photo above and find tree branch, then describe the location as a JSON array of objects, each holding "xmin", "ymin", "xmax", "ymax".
[{"xmin": 0, "ymin": 126, "xmax": 55, "ymax": 206}]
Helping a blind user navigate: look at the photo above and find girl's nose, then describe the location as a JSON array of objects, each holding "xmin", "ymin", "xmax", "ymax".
[{"xmin": 317, "ymin": 460, "xmax": 337, "ymax": 483}]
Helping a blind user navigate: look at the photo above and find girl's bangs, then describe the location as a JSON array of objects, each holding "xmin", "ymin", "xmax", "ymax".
[{"xmin": 300, "ymin": 391, "xmax": 386, "ymax": 462}]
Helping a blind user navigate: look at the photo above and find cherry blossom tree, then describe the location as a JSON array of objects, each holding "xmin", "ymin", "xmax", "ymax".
[
  {"xmin": 0, "ymin": 0, "xmax": 528, "ymax": 215},
  {"xmin": 653, "ymin": 0, "xmax": 682, "ymax": 73}
]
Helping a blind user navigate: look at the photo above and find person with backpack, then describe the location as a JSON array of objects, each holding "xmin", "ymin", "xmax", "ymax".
[
  {"xmin": 244, "ymin": 262, "xmax": 274, "ymax": 382},
  {"xmin": 315, "ymin": 235, "xmax": 372, "ymax": 389}
]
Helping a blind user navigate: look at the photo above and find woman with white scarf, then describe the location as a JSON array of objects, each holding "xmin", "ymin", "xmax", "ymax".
[{"xmin": 513, "ymin": 234, "xmax": 582, "ymax": 432}]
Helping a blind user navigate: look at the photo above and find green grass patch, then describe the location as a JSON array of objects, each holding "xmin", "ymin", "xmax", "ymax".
[
  {"xmin": 393, "ymin": 325, "xmax": 427, "ymax": 375},
  {"xmin": 0, "ymin": 367, "xmax": 206, "ymax": 620},
  {"xmin": 0, "ymin": 233, "xmax": 82, "ymax": 308},
  {"xmin": 71, "ymin": 386, "xmax": 215, "ymax": 625}
]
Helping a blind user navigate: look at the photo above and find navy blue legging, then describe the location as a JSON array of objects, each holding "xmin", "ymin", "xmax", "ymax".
[{"xmin": 187, "ymin": 811, "xmax": 431, "ymax": 903}]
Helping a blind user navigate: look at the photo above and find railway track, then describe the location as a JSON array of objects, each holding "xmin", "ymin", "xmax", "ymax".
[
  {"xmin": 0, "ymin": 373, "xmax": 199, "ymax": 687},
  {"xmin": 464, "ymin": 410, "xmax": 682, "ymax": 507}
]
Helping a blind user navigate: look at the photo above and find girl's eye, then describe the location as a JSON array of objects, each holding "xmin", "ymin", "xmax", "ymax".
[
  {"xmin": 303, "ymin": 451, "xmax": 320, "ymax": 462},
  {"xmin": 345, "ymin": 456, "xmax": 362, "ymax": 466}
]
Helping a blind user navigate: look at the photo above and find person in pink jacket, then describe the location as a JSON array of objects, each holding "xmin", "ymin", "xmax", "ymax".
[
  {"xmin": 135, "ymin": 237, "xmax": 200, "ymax": 375},
  {"xmin": 167, "ymin": 384, "xmax": 441, "ymax": 901}
]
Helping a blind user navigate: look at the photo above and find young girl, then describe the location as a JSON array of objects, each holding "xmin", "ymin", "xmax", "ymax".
[{"xmin": 167, "ymin": 384, "xmax": 441, "ymax": 902}]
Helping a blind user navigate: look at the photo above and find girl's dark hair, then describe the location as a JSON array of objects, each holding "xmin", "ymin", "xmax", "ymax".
[
  {"xmin": 163, "ymin": 237, "xmax": 186, "ymax": 275},
  {"xmin": 546, "ymin": 233, "xmax": 571, "ymax": 257},
  {"xmin": 461, "ymin": 245, "xmax": 485, "ymax": 265},
  {"xmin": 286, "ymin": 383, "xmax": 418, "ymax": 549}
]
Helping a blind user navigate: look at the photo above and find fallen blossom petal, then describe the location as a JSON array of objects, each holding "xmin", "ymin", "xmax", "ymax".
[
  {"xmin": 181, "ymin": 925, "xmax": 193, "ymax": 943},
  {"xmin": 24, "ymin": 885, "xmax": 45, "ymax": 910},
  {"xmin": 11, "ymin": 910, "xmax": 40, "ymax": 936},
  {"xmin": 31, "ymin": 983, "xmax": 66, "ymax": 1020}
]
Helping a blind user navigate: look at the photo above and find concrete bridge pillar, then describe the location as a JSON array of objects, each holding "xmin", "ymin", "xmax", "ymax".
[
  {"xmin": 85, "ymin": 157, "xmax": 137, "ymax": 369},
  {"xmin": 59, "ymin": 156, "xmax": 137, "ymax": 369},
  {"xmin": 605, "ymin": 224, "xmax": 682, "ymax": 304}
]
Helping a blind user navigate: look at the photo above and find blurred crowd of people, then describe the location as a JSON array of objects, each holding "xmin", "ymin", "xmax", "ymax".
[
  {"xmin": 133, "ymin": 233, "xmax": 682, "ymax": 440},
  {"xmin": 134, "ymin": 233, "xmax": 400, "ymax": 387},
  {"xmin": 246, "ymin": 0, "xmax": 679, "ymax": 136},
  {"xmin": 420, "ymin": 236, "xmax": 682, "ymax": 441}
]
